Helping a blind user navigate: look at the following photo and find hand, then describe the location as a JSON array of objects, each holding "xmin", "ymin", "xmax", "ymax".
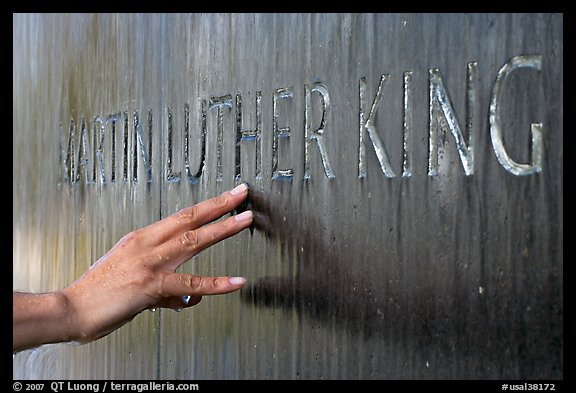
[{"xmin": 13, "ymin": 183, "xmax": 253, "ymax": 351}]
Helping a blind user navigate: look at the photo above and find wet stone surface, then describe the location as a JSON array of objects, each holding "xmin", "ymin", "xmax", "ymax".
[{"xmin": 13, "ymin": 13, "xmax": 562, "ymax": 379}]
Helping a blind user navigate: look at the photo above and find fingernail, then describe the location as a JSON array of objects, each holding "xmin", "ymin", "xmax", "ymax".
[
  {"xmin": 229, "ymin": 277, "xmax": 247, "ymax": 285},
  {"xmin": 230, "ymin": 183, "xmax": 248, "ymax": 196},
  {"xmin": 235, "ymin": 210, "xmax": 253, "ymax": 222}
]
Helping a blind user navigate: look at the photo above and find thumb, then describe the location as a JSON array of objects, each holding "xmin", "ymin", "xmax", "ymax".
[{"xmin": 160, "ymin": 273, "xmax": 247, "ymax": 297}]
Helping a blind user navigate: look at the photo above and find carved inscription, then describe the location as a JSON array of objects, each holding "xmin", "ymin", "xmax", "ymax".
[{"xmin": 59, "ymin": 55, "xmax": 544, "ymax": 186}]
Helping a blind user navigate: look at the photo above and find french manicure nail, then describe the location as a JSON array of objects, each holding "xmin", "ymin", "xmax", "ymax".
[
  {"xmin": 229, "ymin": 277, "xmax": 247, "ymax": 285},
  {"xmin": 230, "ymin": 183, "xmax": 248, "ymax": 196},
  {"xmin": 235, "ymin": 210, "xmax": 253, "ymax": 222}
]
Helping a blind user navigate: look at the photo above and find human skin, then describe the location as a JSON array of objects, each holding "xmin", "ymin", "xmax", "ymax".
[{"xmin": 13, "ymin": 183, "xmax": 253, "ymax": 352}]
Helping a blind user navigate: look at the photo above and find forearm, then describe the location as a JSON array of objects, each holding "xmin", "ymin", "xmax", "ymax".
[
  {"xmin": 13, "ymin": 185, "xmax": 251, "ymax": 352},
  {"xmin": 13, "ymin": 291, "xmax": 78, "ymax": 352}
]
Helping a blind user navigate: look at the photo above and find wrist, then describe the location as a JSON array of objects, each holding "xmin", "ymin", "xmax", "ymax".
[
  {"xmin": 13, "ymin": 291, "xmax": 80, "ymax": 352},
  {"xmin": 51, "ymin": 290, "xmax": 81, "ymax": 343}
]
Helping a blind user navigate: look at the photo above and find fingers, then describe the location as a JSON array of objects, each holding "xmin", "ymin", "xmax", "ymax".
[
  {"xmin": 150, "ymin": 273, "xmax": 247, "ymax": 311},
  {"xmin": 146, "ymin": 183, "xmax": 250, "ymax": 244},
  {"xmin": 160, "ymin": 273, "xmax": 247, "ymax": 298},
  {"xmin": 161, "ymin": 210, "xmax": 253, "ymax": 269},
  {"xmin": 129, "ymin": 186, "xmax": 252, "ymax": 313}
]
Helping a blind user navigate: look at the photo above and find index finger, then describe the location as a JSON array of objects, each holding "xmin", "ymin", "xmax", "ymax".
[{"xmin": 144, "ymin": 183, "xmax": 249, "ymax": 245}]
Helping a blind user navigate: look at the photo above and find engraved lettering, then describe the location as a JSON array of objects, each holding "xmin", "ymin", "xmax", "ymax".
[
  {"xmin": 209, "ymin": 95, "xmax": 233, "ymax": 182},
  {"xmin": 358, "ymin": 75, "xmax": 396, "ymax": 178},
  {"xmin": 235, "ymin": 91, "xmax": 262, "ymax": 182},
  {"xmin": 92, "ymin": 116, "xmax": 106, "ymax": 184},
  {"xmin": 106, "ymin": 113, "xmax": 123, "ymax": 183},
  {"xmin": 57, "ymin": 57, "xmax": 545, "ymax": 187},
  {"xmin": 490, "ymin": 55, "xmax": 543, "ymax": 175},
  {"xmin": 122, "ymin": 112, "xmax": 129, "ymax": 182},
  {"xmin": 304, "ymin": 82, "xmax": 335, "ymax": 179},
  {"xmin": 166, "ymin": 107, "xmax": 181, "ymax": 183},
  {"xmin": 184, "ymin": 101, "xmax": 205, "ymax": 184},
  {"xmin": 132, "ymin": 110, "xmax": 153, "ymax": 183},
  {"xmin": 76, "ymin": 117, "xmax": 90, "ymax": 184},
  {"xmin": 403, "ymin": 71, "xmax": 413, "ymax": 178},
  {"xmin": 428, "ymin": 63, "xmax": 477, "ymax": 176},
  {"xmin": 59, "ymin": 119, "xmax": 75, "ymax": 184},
  {"xmin": 272, "ymin": 87, "xmax": 294, "ymax": 180}
]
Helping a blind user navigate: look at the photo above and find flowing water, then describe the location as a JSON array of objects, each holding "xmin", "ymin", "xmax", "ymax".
[{"xmin": 13, "ymin": 13, "xmax": 563, "ymax": 379}]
